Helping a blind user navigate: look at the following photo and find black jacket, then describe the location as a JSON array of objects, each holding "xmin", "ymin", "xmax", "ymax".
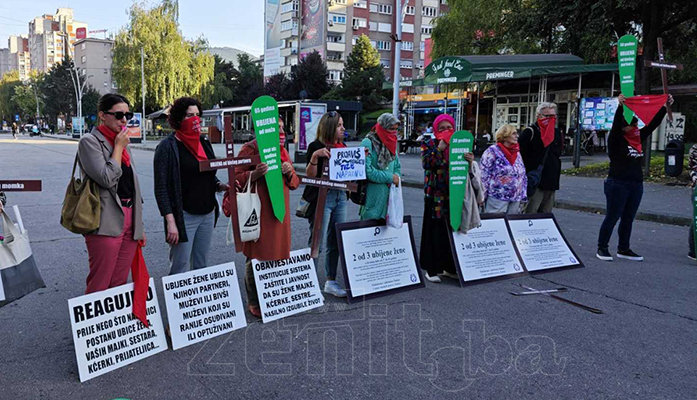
[
  {"xmin": 519, "ymin": 123, "xmax": 563, "ymax": 191},
  {"xmin": 153, "ymin": 134, "xmax": 220, "ymax": 243},
  {"xmin": 607, "ymin": 104, "xmax": 666, "ymax": 182}
]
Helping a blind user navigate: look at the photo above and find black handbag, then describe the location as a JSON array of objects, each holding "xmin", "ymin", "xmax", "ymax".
[{"xmin": 349, "ymin": 181, "xmax": 367, "ymax": 206}]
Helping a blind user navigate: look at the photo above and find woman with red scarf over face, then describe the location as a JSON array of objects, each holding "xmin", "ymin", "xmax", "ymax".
[
  {"xmin": 154, "ymin": 97, "xmax": 230, "ymax": 276},
  {"xmin": 235, "ymin": 117, "xmax": 299, "ymax": 318},
  {"xmin": 480, "ymin": 124, "xmax": 527, "ymax": 213},
  {"xmin": 420, "ymin": 113, "xmax": 475, "ymax": 283},
  {"xmin": 359, "ymin": 113, "xmax": 402, "ymax": 221},
  {"xmin": 595, "ymin": 94, "xmax": 673, "ymax": 262},
  {"xmin": 77, "ymin": 94, "xmax": 146, "ymax": 294}
]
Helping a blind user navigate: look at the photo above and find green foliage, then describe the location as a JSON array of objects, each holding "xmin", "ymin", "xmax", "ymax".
[
  {"xmin": 201, "ymin": 55, "xmax": 236, "ymax": 109},
  {"xmin": 264, "ymin": 72, "xmax": 293, "ymax": 101},
  {"xmin": 0, "ymin": 71, "xmax": 22, "ymax": 123},
  {"xmin": 563, "ymin": 155, "xmax": 691, "ymax": 184},
  {"xmin": 289, "ymin": 51, "xmax": 331, "ymax": 100},
  {"xmin": 11, "ymin": 71, "xmax": 46, "ymax": 122},
  {"xmin": 39, "ymin": 57, "xmax": 77, "ymax": 124},
  {"xmin": 112, "ymin": 0, "xmax": 214, "ymax": 112},
  {"xmin": 334, "ymin": 35, "xmax": 385, "ymax": 111},
  {"xmin": 81, "ymin": 86, "xmax": 101, "ymax": 119},
  {"xmin": 230, "ymin": 53, "xmax": 264, "ymax": 106}
]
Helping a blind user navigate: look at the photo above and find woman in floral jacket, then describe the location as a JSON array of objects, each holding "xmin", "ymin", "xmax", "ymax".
[{"xmin": 480, "ymin": 124, "xmax": 527, "ymax": 214}]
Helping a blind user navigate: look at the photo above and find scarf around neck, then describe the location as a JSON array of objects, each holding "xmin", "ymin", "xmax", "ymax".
[
  {"xmin": 374, "ymin": 124, "xmax": 398, "ymax": 155},
  {"xmin": 97, "ymin": 125, "xmax": 130, "ymax": 167},
  {"xmin": 367, "ymin": 131, "xmax": 396, "ymax": 169},
  {"xmin": 497, "ymin": 142, "xmax": 519, "ymax": 166}
]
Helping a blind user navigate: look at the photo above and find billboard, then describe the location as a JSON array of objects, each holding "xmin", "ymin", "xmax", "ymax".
[
  {"xmin": 126, "ymin": 112, "xmax": 142, "ymax": 140},
  {"xmin": 300, "ymin": 0, "xmax": 326, "ymax": 59},
  {"xmin": 264, "ymin": 0, "xmax": 283, "ymax": 78},
  {"xmin": 76, "ymin": 27, "xmax": 86, "ymax": 40},
  {"xmin": 298, "ymin": 103, "xmax": 326, "ymax": 151}
]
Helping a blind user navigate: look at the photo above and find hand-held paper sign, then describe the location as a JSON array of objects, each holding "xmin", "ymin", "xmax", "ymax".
[
  {"xmin": 618, "ymin": 34, "xmax": 638, "ymax": 124},
  {"xmin": 250, "ymin": 96, "xmax": 285, "ymax": 222},
  {"xmin": 448, "ymin": 130, "xmax": 475, "ymax": 231}
]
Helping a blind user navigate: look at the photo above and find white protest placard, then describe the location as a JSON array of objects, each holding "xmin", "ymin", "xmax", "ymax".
[
  {"xmin": 337, "ymin": 217, "xmax": 423, "ymax": 302},
  {"xmin": 162, "ymin": 262, "xmax": 247, "ymax": 350},
  {"xmin": 68, "ymin": 279, "xmax": 168, "ymax": 382},
  {"xmin": 451, "ymin": 217, "xmax": 527, "ymax": 284},
  {"xmin": 329, "ymin": 147, "xmax": 366, "ymax": 181},
  {"xmin": 507, "ymin": 216, "xmax": 582, "ymax": 272},
  {"xmin": 253, "ymin": 248, "xmax": 324, "ymax": 323}
]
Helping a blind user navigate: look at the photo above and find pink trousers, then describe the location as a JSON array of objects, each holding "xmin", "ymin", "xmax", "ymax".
[{"xmin": 84, "ymin": 206, "xmax": 138, "ymax": 294}]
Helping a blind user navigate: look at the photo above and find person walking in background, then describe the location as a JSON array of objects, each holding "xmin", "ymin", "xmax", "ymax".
[
  {"xmin": 519, "ymin": 102, "xmax": 563, "ymax": 213},
  {"xmin": 303, "ymin": 111, "xmax": 349, "ymax": 297},
  {"xmin": 688, "ymin": 143, "xmax": 697, "ymax": 262},
  {"xmin": 359, "ymin": 113, "xmax": 402, "ymax": 221},
  {"xmin": 154, "ymin": 97, "xmax": 229, "ymax": 275},
  {"xmin": 78, "ymin": 94, "xmax": 145, "ymax": 294},
  {"xmin": 480, "ymin": 124, "xmax": 527, "ymax": 214},
  {"xmin": 596, "ymin": 94, "xmax": 672, "ymax": 262},
  {"xmin": 235, "ymin": 117, "xmax": 300, "ymax": 318},
  {"xmin": 420, "ymin": 114, "xmax": 475, "ymax": 283}
]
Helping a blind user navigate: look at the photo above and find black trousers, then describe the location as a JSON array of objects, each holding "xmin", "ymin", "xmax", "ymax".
[{"xmin": 420, "ymin": 198, "xmax": 456, "ymax": 276}]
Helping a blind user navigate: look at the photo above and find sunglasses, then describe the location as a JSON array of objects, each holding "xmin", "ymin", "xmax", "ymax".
[
  {"xmin": 327, "ymin": 111, "xmax": 338, "ymax": 117},
  {"xmin": 104, "ymin": 111, "xmax": 134, "ymax": 120}
]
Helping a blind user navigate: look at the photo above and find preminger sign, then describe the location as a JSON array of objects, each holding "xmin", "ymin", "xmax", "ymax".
[{"xmin": 486, "ymin": 71, "xmax": 515, "ymax": 80}]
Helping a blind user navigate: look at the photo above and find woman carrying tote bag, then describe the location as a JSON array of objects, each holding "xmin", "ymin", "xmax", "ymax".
[{"xmin": 77, "ymin": 94, "xmax": 146, "ymax": 294}]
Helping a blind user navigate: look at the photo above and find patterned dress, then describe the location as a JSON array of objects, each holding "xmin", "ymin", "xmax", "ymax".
[
  {"xmin": 421, "ymin": 138, "xmax": 449, "ymax": 218},
  {"xmin": 480, "ymin": 144, "xmax": 528, "ymax": 202}
]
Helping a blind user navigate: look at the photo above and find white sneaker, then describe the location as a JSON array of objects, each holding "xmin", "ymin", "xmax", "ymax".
[
  {"xmin": 439, "ymin": 271, "xmax": 458, "ymax": 280},
  {"xmin": 425, "ymin": 273, "xmax": 441, "ymax": 283},
  {"xmin": 324, "ymin": 280, "xmax": 347, "ymax": 298}
]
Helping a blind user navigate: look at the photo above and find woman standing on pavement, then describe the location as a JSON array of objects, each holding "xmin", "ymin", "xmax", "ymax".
[
  {"xmin": 420, "ymin": 114, "xmax": 474, "ymax": 283},
  {"xmin": 154, "ymin": 97, "xmax": 229, "ymax": 275},
  {"xmin": 359, "ymin": 113, "xmax": 402, "ymax": 221},
  {"xmin": 480, "ymin": 124, "xmax": 527, "ymax": 214},
  {"xmin": 79, "ymin": 94, "xmax": 145, "ymax": 294},
  {"xmin": 235, "ymin": 117, "xmax": 300, "ymax": 318},
  {"xmin": 303, "ymin": 111, "xmax": 349, "ymax": 297},
  {"xmin": 596, "ymin": 94, "xmax": 673, "ymax": 262}
]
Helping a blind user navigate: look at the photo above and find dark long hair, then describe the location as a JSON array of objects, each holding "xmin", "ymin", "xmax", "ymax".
[
  {"xmin": 168, "ymin": 97, "xmax": 202, "ymax": 130},
  {"xmin": 97, "ymin": 94, "xmax": 130, "ymax": 123}
]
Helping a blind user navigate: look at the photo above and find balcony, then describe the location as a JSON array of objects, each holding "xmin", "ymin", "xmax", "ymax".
[
  {"xmin": 327, "ymin": 42, "xmax": 345, "ymax": 52},
  {"xmin": 327, "ymin": 60, "xmax": 344, "ymax": 70}
]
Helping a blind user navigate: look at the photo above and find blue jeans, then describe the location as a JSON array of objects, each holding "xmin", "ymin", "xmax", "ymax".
[
  {"xmin": 309, "ymin": 190, "xmax": 348, "ymax": 280},
  {"xmin": 597, "ymin": 178, "xmax": 643, "ymax": 251},
  {"xmin": 169, "ymin": 210, "xmax": 215, "ymax": 275}
]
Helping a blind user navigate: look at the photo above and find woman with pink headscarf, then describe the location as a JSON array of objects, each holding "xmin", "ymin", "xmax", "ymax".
[{"xmin": 420, "ymin": 114, "xmax": 474, "ymax": 283}]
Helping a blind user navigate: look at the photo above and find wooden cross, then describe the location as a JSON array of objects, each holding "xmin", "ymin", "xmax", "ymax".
[
  {"xmin": 644, "ymin": 37, "xmax": 683, "ymax": 121},
  {"xmin": 199, "ymin": 121, "xmax": 260, "ymax": 252},
  {"xmin": 0, "ymin": 180, "xmax": 42, "ymax": 191},
  {"xmin": 298, "ymin": 160, "xmax": 358, "ymax": 259}
]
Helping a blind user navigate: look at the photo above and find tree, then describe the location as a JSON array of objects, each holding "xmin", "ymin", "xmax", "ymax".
[
  {"xmin": 335, "ymin": 34, "xmax": 385, "ymax": 111},
  {"xmin": 81, "ymin": 86, "xmax": 101, "ymax": 120},
  {"xmin": 11, "ymin": 71, "xmax": 45, "ymax": 122},
  {"xmin": 0, "ymin": 71, "xmax": 22, "ymax": 123},
  {"xmin": 289, "ymin": 50, "xmax": 331, "ymax": 100},
  {"xmin": 202, "ymin": 55, "xmax": 235, "ymax": 109},
  {"xmin": 39, "ymin": 57, "xmax": 76, "ymax": 125},
  {"xmin": 230, "ymin": 53, "xmax": 264, "ymax": 106},
  {"xmin": 112, "ymin": 0, "xmax": 214, "ymax": 112},
  {"xmin": 264, "ymin": 72, "xmax": 293, "ymax": 101}
]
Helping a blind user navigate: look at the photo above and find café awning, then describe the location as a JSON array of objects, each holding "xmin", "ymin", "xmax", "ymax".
[{"xmin": 424, "ymin": 54, "xmax": 617, "ymax": 85}]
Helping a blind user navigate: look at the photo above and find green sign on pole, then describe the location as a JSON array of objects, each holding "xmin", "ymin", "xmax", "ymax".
[
  {"xmin": 449, "ymin": 130, "xmax": 475, "ymax": 231},
  {"xmin": 618, "ymin": 34, "xmax": 638, "ymax": 124},
  {"xmin": 250, "ymin": 95, "xmax": 285, "ymax": 222}
]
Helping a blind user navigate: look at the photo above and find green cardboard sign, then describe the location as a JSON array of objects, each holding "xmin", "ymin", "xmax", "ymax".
[
  {"xmin": 250, "ymin": 95, "xmax": 285, "ymax": 222},
  {"xmin": 449, "ymin": 130, "xmax": 475, "ymax": 231},
  {"xmin": 618, "ymin": 35, "xmax": 638, "ymax": 123}
]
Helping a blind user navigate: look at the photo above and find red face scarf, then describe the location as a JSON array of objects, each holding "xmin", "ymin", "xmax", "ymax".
[
  {"xmin": 278, "ymin": 127, "xmax": 291, "ymax": 163},
  {"xmin": 374, "ymin": 123, "xmax": 398, "ymax": 155},
  {"xmin": 497, "ymin": 142, "xmax": 520, "ymax": 166},
  {"xmin": 624, "ymin": 126, "xmax": 642, "ymax": 153},
  {"xmin": 175, "ymin": 116, "xmax": 208, "ymax": 161},
  {"xmin": 624, "ymin": 94, "xmax": 668, "ymax": 125},
  {"xmin": 537, "ymin": 116, "xmax": 556, "ymax": 148},
  {"xmin": 435, "ymin": 128, "xmax": 455, "ymax": 144},
  {"xmin": 97, "ymin": 125, "xmax": 131, "ymax": 167}
]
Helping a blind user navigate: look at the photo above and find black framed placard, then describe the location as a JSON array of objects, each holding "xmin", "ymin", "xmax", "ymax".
[
  {"xmin": 449, "ymin": 214, "xmax": 529, "ymax": 286},
  {"xmin": 506, "ymin": 213, "xmax": 584, "ymax": 273},
  {"xmin": 336, "ymin": 216, "xmax": 424, "ymax": 303}
]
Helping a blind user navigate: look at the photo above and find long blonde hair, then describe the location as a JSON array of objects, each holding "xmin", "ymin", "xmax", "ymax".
[{"xmin": 316, "ymin": 111, "xmax": 342, "ymax": 144}]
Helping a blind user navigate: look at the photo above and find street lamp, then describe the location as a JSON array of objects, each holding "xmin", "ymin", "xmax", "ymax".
[{"xmin": 69, "ymin": 66, "xmax": 93, "ymax": 138}]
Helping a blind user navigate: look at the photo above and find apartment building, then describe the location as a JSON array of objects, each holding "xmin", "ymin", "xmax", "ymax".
[
  {"xmin": 28, "ymin": 8, "xmax": 87, "ymax": 72},
  {"xmin": 0, "ymin": 49, "xmax": 9, "ymax": 76},
  {"xmin": 266, "ymin": 0, "xmax": 448, "ymax": 83},
  {"xmin": 74, "ymin": 38, "xmax": 116, "ymax": 95},
  {"xmin": 7, "ymin": 35, "xmax": 31, "ymax": 81}
]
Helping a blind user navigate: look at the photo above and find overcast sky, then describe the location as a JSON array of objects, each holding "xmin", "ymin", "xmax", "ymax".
[{"xmin": 0, "ymin": 0, "xmax": 265, "ymax": 56}]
